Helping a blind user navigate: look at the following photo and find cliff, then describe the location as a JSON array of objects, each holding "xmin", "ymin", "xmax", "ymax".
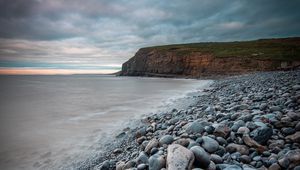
[{"xmin": 120, "ymin": 37, "xmax": 300, "ymax": 78}]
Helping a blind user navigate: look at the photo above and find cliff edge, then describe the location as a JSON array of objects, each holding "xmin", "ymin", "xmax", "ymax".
[{"xmin": 120, "ymin": 37, "xmax": 300, "ymax": 78}]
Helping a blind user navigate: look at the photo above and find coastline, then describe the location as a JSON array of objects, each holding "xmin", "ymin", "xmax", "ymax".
[{"xmin": 88, "ymin": 70, "xmax": 300, "ymax": 170}]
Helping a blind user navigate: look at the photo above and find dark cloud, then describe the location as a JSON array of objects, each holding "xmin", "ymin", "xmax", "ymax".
[{"xmin": 0, "ymin": 0, "xmax": 299, "ymax": 70}]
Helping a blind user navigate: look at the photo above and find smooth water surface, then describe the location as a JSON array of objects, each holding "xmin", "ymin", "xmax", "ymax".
[{"xmin": 0, "ymin": 75, "xmax": 211, "ymax": 169}]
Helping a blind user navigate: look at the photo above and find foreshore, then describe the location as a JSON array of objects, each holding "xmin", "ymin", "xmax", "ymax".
[{"xmin": 89, "ymin": 70, "xmax": 300, "ymax": 170}]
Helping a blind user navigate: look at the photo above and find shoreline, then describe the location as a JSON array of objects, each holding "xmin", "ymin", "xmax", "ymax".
[{"xmin": 88, "ymin": 70, "xmax": 299, "ymax": 170}]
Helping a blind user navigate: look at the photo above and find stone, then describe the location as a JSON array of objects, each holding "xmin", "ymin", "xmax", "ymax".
[
  {"xmin": 207, "ymin": 161, "xmax": 216, "ymax": 170},
  {"xmin": 287, "ymin": 111, "xmax": 300, "ymax": 120},
  {"xmin": 210, "ymin": 154, "xmax": 223, "ymax": 164},
  {"xmin": 259, "ymin": 103, "xmax": 268, "ymax": 110},
  {"xmin": 205, "ymin": 126, "xmax": 215, "ymax": 134},
  {"xmin": 281, "ymin": 127, "xmax": 295, "ymax": 136},
  {"xmin": 231, "ymin": 120, "xmax": 245, "ymax": 132},
  {"xmin": 123, "ymin": 160, "xmax": 136, "ymax": 169},
  {"xmin": 268, "ymin": 139, "xmax": 285, "ymax": 150},
  {"xmin": 268, "ymin": 163, "xmax": 281, "ymax": 170},
  {"xmin": 99, "ymin": 160, "xmax": 110, "ymax": 170},
  {"xmin": 136, "ymin": 127, "xmax": 147, "ymax": 138},
  {"xmin": 294, "ymin": 165, "xmax": 300, "ymax": 170},
  {"xmin": 137, "ymin": 136, "xmax": 147, "ymax": 144},
  {"xmin": 251, "ymin": 126, "xmax": 273, "ymax": 144},
  {"xmin": 145, "ymin": 139, "xmax": 159, "ymax": 154},
  {"xmin": 242, "ymin": 135, "xmax": 266, "ymax": 153},
  {"xmin": 116, "ymin": 161, "xmax": 126, "ymax": 170},
  {"xmin": 226, "ymin": 143, "xmax": 249, "ymax": 155},
  {"xmin": 295, "ymin": 122, "xmax": 300, "ymax": 131},
  {"xmin": 240, "ymin": 155, "xmax": 251, "ymax": 164},
  {"xmin": 201, "ymin": 136, "xmax": 219, "ymax": 153},
  {"xmin": 213, "ymin": 124, "xmax": 231, "ymax": 138},
  {"xmin": 174, "ymin": 138, "xmax": 190, "ymax": 147},
  {"xmin": 149, "ymin": 154, "xmax": 165, "ymax": 170},
  {"xmin": 185, "ymin": 121, "xmax": 205, "ymax": 134},
  {"xmin": 286, "ymin": 131, "xmax": 300, "ymax": 143},
  {"xmin": 216, "ymin": 137, "xmax": 227, "ymax": 146},
  {"xmin": 137, "ymin": 163, "xmax": 148, "ymax": 170},
  {"xmin": 278, "ymin": 149, "xmax": 300, "ymax": 169},
  {"xmin": 137, "ymin": 152, "xmax": 149, "ymax": 164},
  {"xmin": 270, "ymin": 106, "xmax": 281, "ymax": 112},
  {"xmin": 223, "ymin": 164, "xmax": 242, "ymax": 170},
  {"xmin": 190, "ymin": 146, "xmax": 211, "ymax": 169},
  {"xmin": 237, "ymin": 127, "xmax": 250, "ymax": 135},
  {"xmin": 113, "ymin": 148, "xmax": 123, "ymax": 154},
  {"xmin": 166, "ymin": 144, "xmax": 194, "ymax": 170},
  {"xmin": 188, "ymin": 141, "xmax": 200, "ymax": 149},
  {"xmin": 293, "ymin": 84, "xmax": 300, "ymax": 90},
  {"xmin": 159, "ymin": 135, "xmax": 174, "ymax": 146}
]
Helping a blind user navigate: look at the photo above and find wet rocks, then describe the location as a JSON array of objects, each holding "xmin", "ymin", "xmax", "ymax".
[{"xmin": 166, "ymin": 144, "xmax": 194, "ymax": 170}]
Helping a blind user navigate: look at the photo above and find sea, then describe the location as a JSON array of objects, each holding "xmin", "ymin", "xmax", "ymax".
[{"xmin": 0, "ymin": 75, "xmax": 212, "ymax": 169}]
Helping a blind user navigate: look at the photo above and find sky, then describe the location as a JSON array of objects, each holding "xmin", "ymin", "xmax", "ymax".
[{"xmin": 0, "ymin": 0, "xmax": 300, "ymax": 74}]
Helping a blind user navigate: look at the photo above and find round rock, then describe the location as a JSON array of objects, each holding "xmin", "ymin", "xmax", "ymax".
[
  {"xmin": 201, "ymin": 136, "xmax": 219, "ymax": 153},
  {"xmin": 159, "ymin": 135, "xmax": 174, "ymax": 146},
  {"xmin": 190, "ymin": 146, "xmax": 210, "ymax": 169},
  {"xmin": 167, "ymin": 144, "xmax": 194, "ymax": 170}
]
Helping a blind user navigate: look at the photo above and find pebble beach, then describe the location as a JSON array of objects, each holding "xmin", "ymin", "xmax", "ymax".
[{"xmin": 92, "ymin": 70, "xmax": 300, "ymax": 170}]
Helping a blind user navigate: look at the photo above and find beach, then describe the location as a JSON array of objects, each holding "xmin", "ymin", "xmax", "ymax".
[{"xmin": 92, "ymin": 70, "xmax": 300, "ymax": 170}]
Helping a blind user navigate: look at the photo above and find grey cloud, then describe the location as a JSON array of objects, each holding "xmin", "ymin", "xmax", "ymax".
[{"xmin": 0, "ymin": 0, "xmax": 299, "ymax": 67}]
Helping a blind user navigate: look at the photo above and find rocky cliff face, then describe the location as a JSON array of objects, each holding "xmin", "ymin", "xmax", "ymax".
[{"xmin": 120, "ymin": 38, "xmax": 300, "ymax": 78}]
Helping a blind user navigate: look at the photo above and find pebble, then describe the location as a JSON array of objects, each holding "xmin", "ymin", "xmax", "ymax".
[
  {"xmin": 185, "ymin": 121, "xmax": 205, "ymax": 134},
  {"xmin": 149, "ymin": 154, "xmax": 165, "ymax": 170},
  {"xmin": 95, "ymin": 71, "xmax": 300, "ymax": 170},
  {"xmin": 201, "ymin": 136, "xmax": 219, "ymax": 153},
  {"xmin": 145, "ymin": 139, "xmax": 159, "ymax": 154},
  {"xmin": 190, "ymin": 146, "xmax": 211, "ymax": 169},
  {"xmin": 159, "ymin": 135, "xmax": 174, "ymax": 146},
  {"xmin": 166, "ymin": 144, "xmax": 194, "ymax": 170},
  {"xmin": 251, "ymin": 126, "xmax": 273, "ymax": 144}
]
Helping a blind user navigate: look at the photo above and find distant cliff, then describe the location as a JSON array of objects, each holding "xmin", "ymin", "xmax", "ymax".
[{"xmin": 120, "ymin": 37, "xmax": 300, "ymax": 78}]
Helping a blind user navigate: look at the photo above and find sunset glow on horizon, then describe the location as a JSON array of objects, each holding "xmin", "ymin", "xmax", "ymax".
[{"xmin": 0, "ymin": 68, "xmax": 119, "ymax": 75}]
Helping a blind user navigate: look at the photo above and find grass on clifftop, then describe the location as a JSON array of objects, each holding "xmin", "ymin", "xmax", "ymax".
[{"xmin": 144, "ymin": 37, "xmax": 300, "ymax": 61}]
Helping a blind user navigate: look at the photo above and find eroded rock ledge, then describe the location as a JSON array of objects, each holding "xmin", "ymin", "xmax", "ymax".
[{"xmin": 120, "ymin": 38, "xmax": 300, "ymax": 78}]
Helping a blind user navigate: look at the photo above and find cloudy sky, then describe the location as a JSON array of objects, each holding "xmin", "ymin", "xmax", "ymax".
[{"xmin": 0, "ymin": 0, "xmax": 299, "ymax": 74}]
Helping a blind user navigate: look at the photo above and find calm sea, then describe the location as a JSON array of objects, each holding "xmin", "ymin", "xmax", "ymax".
[{"xmin": 0, "ymin": 75, "xmax": 211, "ymax": 169}]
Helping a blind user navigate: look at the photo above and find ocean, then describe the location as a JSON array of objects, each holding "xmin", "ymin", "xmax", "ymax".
[{"xmin": 0, "ymin": 75, "xmax": 211, "ymax": 169}]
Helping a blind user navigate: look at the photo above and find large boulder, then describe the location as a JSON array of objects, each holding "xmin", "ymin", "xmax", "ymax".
[{"xmin": 166, "ymin": 144, "xmax": 194, "ymax": 170}]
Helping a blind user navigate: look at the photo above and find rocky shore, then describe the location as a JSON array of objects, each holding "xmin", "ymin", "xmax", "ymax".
[{"xmin": 94, "ymin": 70, "xmax": 300, "ymax": 170}]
